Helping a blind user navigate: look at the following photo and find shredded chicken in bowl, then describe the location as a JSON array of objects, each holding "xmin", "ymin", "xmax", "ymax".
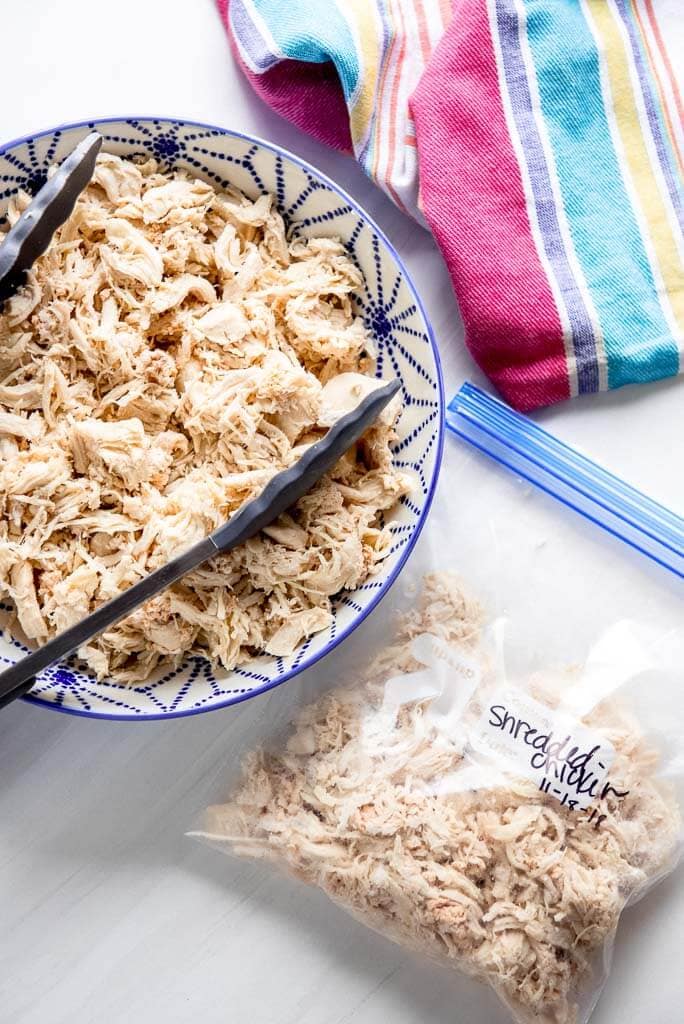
[{"xmin": 0, "ymin": 153, "xmax": 411, "ymax": 682}]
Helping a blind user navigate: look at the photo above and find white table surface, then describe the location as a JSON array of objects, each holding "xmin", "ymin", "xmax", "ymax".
[{"xmin": 1, "ymin": 3, "xmax": 682, "ymax": 1023}]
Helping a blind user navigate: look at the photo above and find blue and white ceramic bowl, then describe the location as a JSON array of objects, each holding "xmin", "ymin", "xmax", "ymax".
[{"xmin": 0, "ymin": 117, "xmax": 444, "ymax": 720}]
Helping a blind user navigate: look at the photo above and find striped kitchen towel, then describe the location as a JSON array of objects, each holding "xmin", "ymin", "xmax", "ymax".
[{"xmin": 218, "ymin": 0, "xmax": 683, "ymax": 411}]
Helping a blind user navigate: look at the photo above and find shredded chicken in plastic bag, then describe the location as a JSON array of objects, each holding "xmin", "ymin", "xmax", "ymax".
[
  {"xmin": 199, "ymin": 574, "xmax": 681, "ymax": 1024},
  {"xmin": 0, "ymin": 153, "xmax": 410, "ymax": 682}
]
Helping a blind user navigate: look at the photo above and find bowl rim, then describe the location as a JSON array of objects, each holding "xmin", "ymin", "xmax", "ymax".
[{"xmin": 1, "ymin": 114, "xmax": 445, "ymax": 721}]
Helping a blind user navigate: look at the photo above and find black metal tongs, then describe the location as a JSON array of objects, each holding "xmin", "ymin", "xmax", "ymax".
[
  {"xmin": 0, "ymin": 379, "xmax": 400, "ymax": 708},
  {"xmin": 0, "ymin": 132, "xmax": 103, "ymax": 303},
  {"xmin": 0, "ymin": 134, "xmax": 402, "ymax": 708}
]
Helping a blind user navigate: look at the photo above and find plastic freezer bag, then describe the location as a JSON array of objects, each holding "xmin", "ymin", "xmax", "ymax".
[{"xmin": 192, "ymin": 388, "xmax": 684, "ymax": 1024}]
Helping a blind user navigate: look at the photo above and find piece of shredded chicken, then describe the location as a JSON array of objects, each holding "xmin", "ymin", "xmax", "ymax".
[
  {"xmin": 0, "ymin": 153, "xmax": 411, "ymax": 682},
  {"xmin": 201, "ymin": 574, "xmax": 681, "ymax": 1024}
]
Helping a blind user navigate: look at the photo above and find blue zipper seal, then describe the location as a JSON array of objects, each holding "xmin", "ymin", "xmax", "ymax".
[{"xmin": 446, "ymin": 383, "xmax": 684, "ymax": 580}]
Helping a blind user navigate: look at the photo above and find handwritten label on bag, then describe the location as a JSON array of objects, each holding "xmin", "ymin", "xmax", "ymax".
[{"xmin": 469, "ymin": 685, "xmax": 616, "ymax": 811}]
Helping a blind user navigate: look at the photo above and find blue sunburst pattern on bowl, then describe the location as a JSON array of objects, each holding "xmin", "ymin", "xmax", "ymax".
[{"xmin": 0, "ymin": 117, "xmax": 444, "ymax": 720}]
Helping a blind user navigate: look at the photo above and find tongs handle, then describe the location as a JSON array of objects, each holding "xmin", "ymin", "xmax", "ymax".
[{"xmin": 0, "ymin": 132, "xmax": 103, "ymax": 303}]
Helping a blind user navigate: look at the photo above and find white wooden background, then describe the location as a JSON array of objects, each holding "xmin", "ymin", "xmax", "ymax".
[{"xmin": 1, "ymin": 3, "xmax": 682, "ymax": 1022}]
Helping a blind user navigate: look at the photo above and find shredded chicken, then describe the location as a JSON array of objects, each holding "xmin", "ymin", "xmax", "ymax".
[
  {"xmin": 201, "ymin": 575, "xmax": 681, "ymax": 1024},
  {"xmin": 0, "ymin": 152, "xmax": 411, "ymax": 682}
]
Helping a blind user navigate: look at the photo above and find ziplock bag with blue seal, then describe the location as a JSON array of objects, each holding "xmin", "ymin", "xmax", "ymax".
[{"xmin": 193, "ymin": 386, "xmax": 684, "ymax": 1024}]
